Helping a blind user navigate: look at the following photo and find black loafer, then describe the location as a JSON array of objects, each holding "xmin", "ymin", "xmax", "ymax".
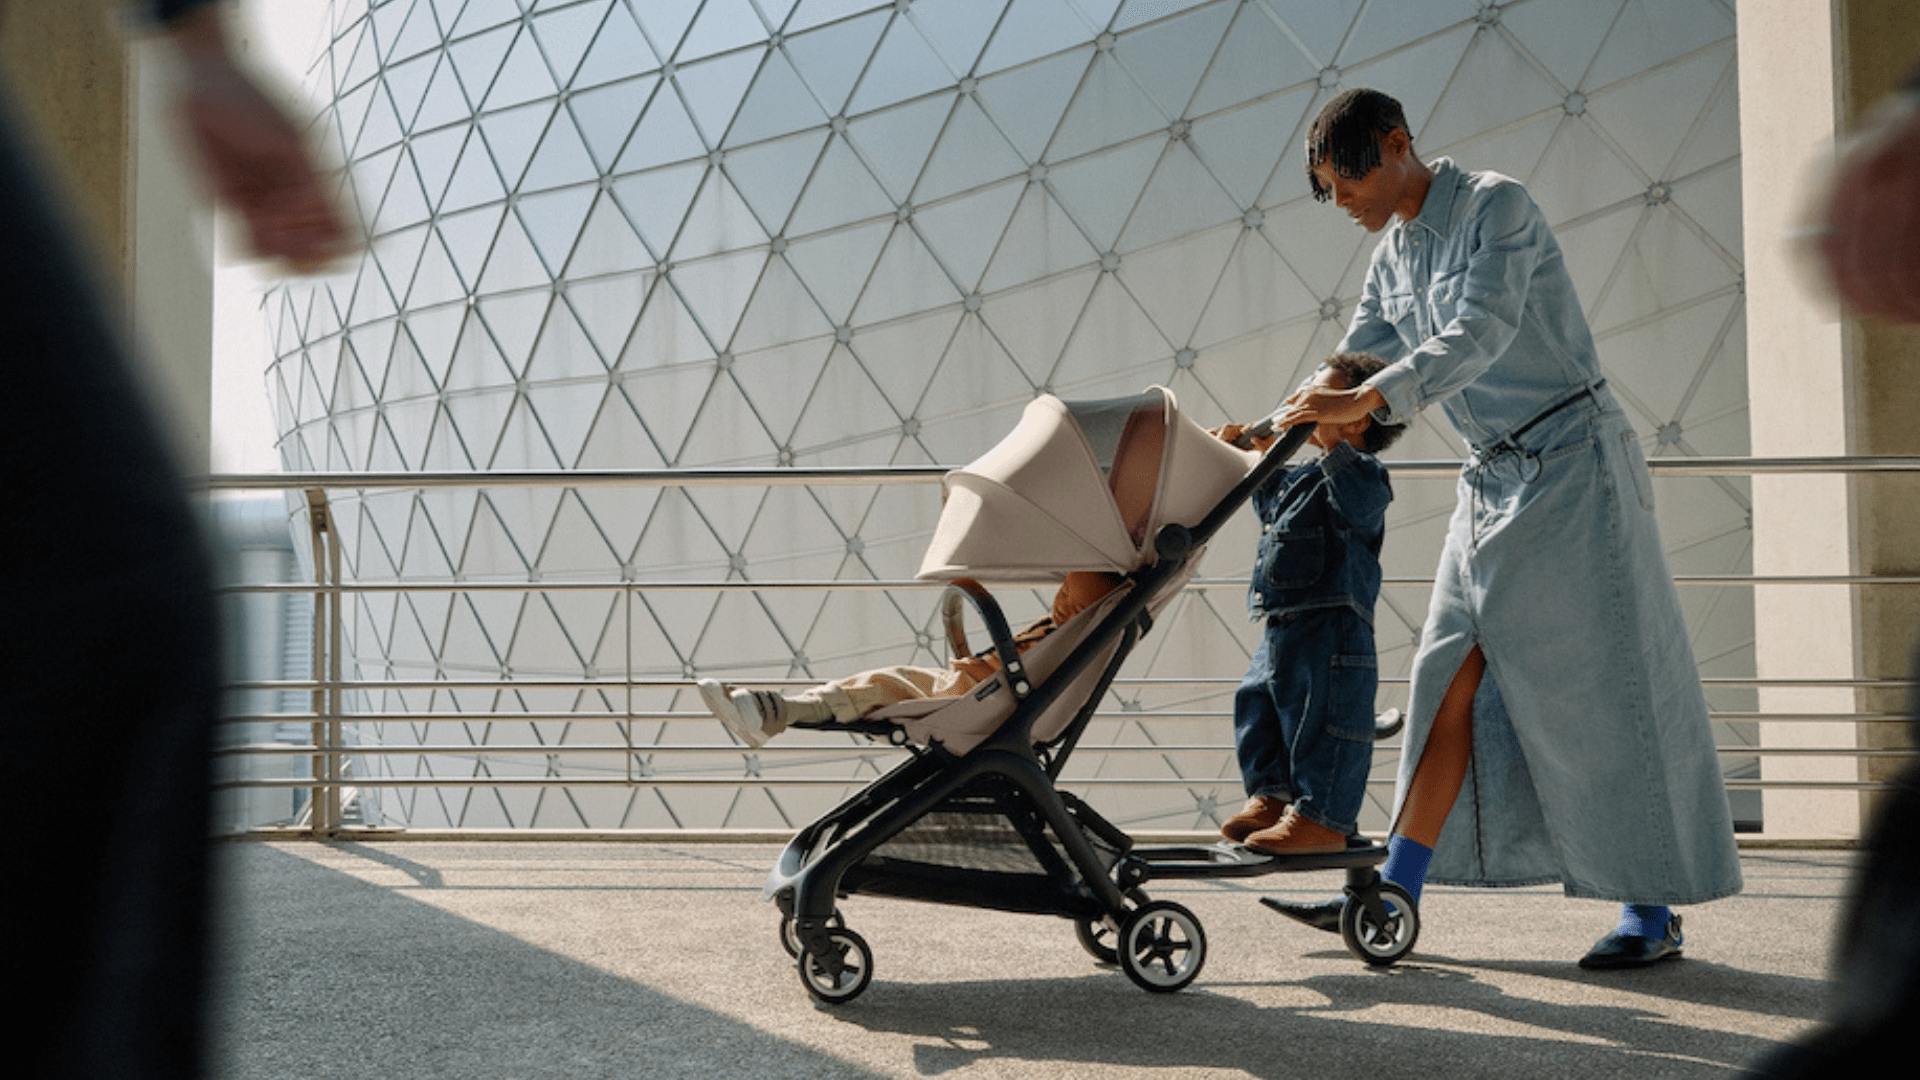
[
  {"xmin": 1579, "ymin": 913, "xmax": 1683, "ymax": 969},
  {"xmin": 1259, "ymin": 896, "xmax": 1342, "ymax": 933}
]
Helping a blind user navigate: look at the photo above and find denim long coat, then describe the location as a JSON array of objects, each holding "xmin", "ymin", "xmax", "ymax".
[{"xmin": 1340, "ymin": 160, "xmax": 1741, "ymax": 904}]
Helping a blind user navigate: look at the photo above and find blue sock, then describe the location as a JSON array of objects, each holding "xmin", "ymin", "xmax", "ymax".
[
  {"xmin": 1379, "ymin": 834, "xmax": 1435, "ymax": 903},
  {"xmin": 1615, "ymin": 903, "xmax": 1673, "ymax": 939}
]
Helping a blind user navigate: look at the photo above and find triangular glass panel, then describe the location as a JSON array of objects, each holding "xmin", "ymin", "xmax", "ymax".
[
  {"xmin": 483, "ymin": 23, "xmax": 560, "ymax": 111},
  {"xmin": 475, "ymin": 211, "xmax": 556, "ymax": 295},
  {"xmin": 679, "ymin": 0, "xmax": 771, "ymax": 62},
  {"xmin": 451, "ymin": 0, "xmax": 521, "ymax": 38},
  {"xmin": 667, "ymin": 248, "xmax": 767, "ymax": 357},
  {"xmin": 519, "ymin": 111, "xmax": 599, "ymax": 194},
  {"xmin": 781, "ymin": 9, "xmax": 890, "ymax": 118},
  {"xmin": 972, "ymin": 48, "xmax": 1086, "ymax": 164},
  {"xmin": 977, "ymin": 0, "xmax": 1096, "ymax": 75},
  {"xmin": 728, "ymin": 252, "xmax": 835, "ymax": 355},
  {"xmin": 404, "ymin": 301, "xmax": 467, "ymax": 387},
  {"xmin": 574, "ymin": 390, "xmax": 670, "ymax": 469},
  {"xmin": 675, "ymin": 368, "xmax": 781, "ymax": 466},
  {"xmin": 1045, "ymin": 137, "xmax": 1161, "ymax": 254},
  {"xmin": 488, "ymin": 392, "xmax": 564, "ymax": 467},
  {"xmin": 840, "ymin": 305, "xmax": 962, "ymax": 417},
  {"xmin": 1186, "ymin": 89, "xmax": 1305, "ymax": 210},
  {"xmin": 562, "ymin": 271, "xmax": 647, "ymax": 360},
  {"xmin": 406, "ymin": 123, "xmax": 466, "ymax": 213},
  {"xmin": 845, "ymin": 94, "xmax": 947, "ymax": 203},
  {"xmin": 850, "ymin": 223, "xmax": 961, "ymax": 326},
  {"xmin": 1584, "ymin": 0, "xmax": 1732, "ymax": 92},
  {"xmin": 1189, "ymin": 5, "xmax": 1315, "ymax": 117},
  {"xmin": 611, "ymin": 159, "xmax": 706, "ymax": 255},
  {"xmin": 979, "ymin": 185, "xmax": 1098, "ymax": 293},
  {"xmin": 725, "ymin": 336, "xmax": 834, "ymax": 446},
  {"xmin": 438, "ymin": 128, "xmax": 509, "ymax": 214},
  {"xmin": 916, "ymin": 312, "xmax": 1037, "ymax": 427},
  {"xmin": 523, "ymin": 380, "xmax": 614, "ymax": 466},
  {"xmin": 911, "ymin": 93, "xmax": 1025, "ymax": 205},
  {"xmin": 973, "ymin": 265, "xmax": 1096, "ymax": 382},
  {"xmin": 515, "ymin": 184, "xmax": 596, "ymax": 274},
  {"xmin": 392, "ymin": 0, "xmax": 449, "ymax": 62},
  {"xmin": 906, "ymin": 0, "xmax": 1000, "ymax": 76},
  {"xmin": 783, "ymin": 132, "xmax": 894, "ymax": 237},
  {"xmin": 1111, "ymin": 0, "xmax": 1234, "ymax": 120},
  {"xmin": 1257, "ymin": 0, "xmax": 1361, "ymax": 68},
  {"xmin": 567, "ymin": 75, "xmax": 656, "ymax": 172},
  {"xmin": 1190, "ymin": 224, "xmax": 1316, "ymax": 350},
  {"xmin": 574, "ymin": 3, "xmax": 660, "ymax": 90},
  {"xmin": 624, "ymin": 362, "xmax": 722, "ymax": 464},
  {"xmin": 720, "ymin": 128, "xmax": 828, "ymax": 237},
  {"xmin": 525, "ymin": 295, "xmax": 611, "ymax": 381},
  {"xmin": 725, "ymin": 45, "xmax": 829, "ymax": 148},
  {"xmin": 1048, "ymin": 272, "xmax": 1173, "ymax": 395},
  {"xmin": 474, "ymin": 289, "xmax": 552, "ymax": 375},
  {"xmin": 382, "ymin": 51, "xmax": 439, "ymax": 135},
  {"xmin": 1119, "ymin": 138, "xmax": 1242, "ymax": 253},
  {"xmin": 1586, "ymin": 43, "xmax": 1733, "ymax": 186},
  {"xmin": 529, "ymin": 2, "xmax": 609, "ymax": 90},
  {"xmin": 531, "ymin": 492, "xmax": 622, "ymax": 576},
  {"xmin": 618, "ymin": 277, "xmax": 712, "ymax": 372},
  {"xmin": 445, "ymin": 22, "xmax": 518, "ymax": 109},
  {"xmin": 441, "ymin": 308, "xmax": 517, "ymax": 392},
  {"xmin": 477, "ymin": 99, "xmax": 554, "ymax": 191},
  {"xmin": 779, "ymin": 216, "xmax": 892, "ymax": 324},
  {"xmin": 910, "ymin": 177, "xmax": 1022, "ymax": 294},
  {"xmin": 848, "ymin": 13, "xmax": 955, "ymax": 114},
  {"xmin": 672, "ymin": 167, "xmax": 768, "ymax": 263},
  {"xmin": 1416, "ymin": 27, "xmax": 1562, "ymax": 154},
  {"xmin": 670, "ymin": 48, "xmax": 761, "ymax": 148},
  {"xmin": 1047, "ymin": 51, "xmax": 1168, "ymax": 161}
]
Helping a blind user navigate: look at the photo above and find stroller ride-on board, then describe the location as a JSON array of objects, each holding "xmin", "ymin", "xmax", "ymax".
[{"xmin": 759, "ymin": 387, "xmax": 1418, "ymax": 1004}]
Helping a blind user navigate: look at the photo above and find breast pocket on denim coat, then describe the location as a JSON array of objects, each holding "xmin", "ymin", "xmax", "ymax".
[
  {"xmin": 1379, "ymin": 292, "xmax": 1420, "ymax": 351},
  {"xmin": 1429, "ymin": 265, "xmax": 1467, "ymax": 324},
  {"xmin": 1259, "ymin": 523, "xmax": 1331, "ymax": 595}
]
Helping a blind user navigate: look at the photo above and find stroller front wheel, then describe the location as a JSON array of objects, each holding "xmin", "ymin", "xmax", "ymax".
[
  {"xmin": 799, "ymin": 927, "xmax": 874, "ymax": 1004},
  {"xmin": 1117, "ymin": 900, "xmax": 1207, "ymax": 993},
  {"xmin": 1339, "ymin": 882, "xmax": 1419, "ymax": 966}
]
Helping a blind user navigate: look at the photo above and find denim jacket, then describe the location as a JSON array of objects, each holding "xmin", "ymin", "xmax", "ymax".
[
  {"xmin": 1339, "ymin": 158, "xmax": 1607, "ymax": 454},
  {"xmin": 1248, "ymin": 441, "xmax": 1392, "ymax": 624}
]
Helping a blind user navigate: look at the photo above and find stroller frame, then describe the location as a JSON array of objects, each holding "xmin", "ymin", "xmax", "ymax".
[{"xmin": 765, "ymin": 425, "xmax": 1419, "ymax": 1004}]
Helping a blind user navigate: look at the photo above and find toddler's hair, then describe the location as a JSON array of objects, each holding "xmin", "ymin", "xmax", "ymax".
[{"xmin": 1322, "ymin": 350, "xmax": 1408, "ymax": 454}]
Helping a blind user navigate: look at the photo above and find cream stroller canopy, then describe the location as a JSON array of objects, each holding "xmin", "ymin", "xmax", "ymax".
[{"xmin": 918, "ymin": 386, "xmax": 1257, "ymax": 582}]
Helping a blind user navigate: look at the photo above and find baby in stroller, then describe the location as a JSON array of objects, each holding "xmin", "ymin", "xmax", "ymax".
[{"xmin": 698, "ymin": 570, "xmax": 1120, "ymax": 748}]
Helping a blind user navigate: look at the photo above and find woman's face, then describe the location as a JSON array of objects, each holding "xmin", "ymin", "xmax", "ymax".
[{"xmin": 1310, "ymin": 128, "xmax": 1422, "ymax": 233}]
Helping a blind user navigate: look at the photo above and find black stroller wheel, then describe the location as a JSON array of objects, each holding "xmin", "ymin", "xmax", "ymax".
[
  {"xmin": 1073, "ymin": 917, "xmax": 1120, "ymax": 964},
  {"xmin": 1117, "ymin": 900, "xmax": 1206, "ymax": 993},
  {"xmin": 780, "ymin": 909, "xmax": 843, "ymax": 959},
  {"xmin": 799, "ymin": 927, "xmax": 874, "ymax": 1004},
  {"xmin": 1339, "ymin": 882, "xmax": 1419, "ymax": 966}
]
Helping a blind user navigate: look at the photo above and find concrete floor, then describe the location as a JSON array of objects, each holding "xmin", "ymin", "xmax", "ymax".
[{"xmin": 210, "ymin": 840, "xmax": 1849, "ymax": 1079}]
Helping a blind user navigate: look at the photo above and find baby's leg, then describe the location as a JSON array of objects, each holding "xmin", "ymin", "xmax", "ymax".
[{"xmin": 795, "ymin": 664, "xmax": 981, "ymax": 725}]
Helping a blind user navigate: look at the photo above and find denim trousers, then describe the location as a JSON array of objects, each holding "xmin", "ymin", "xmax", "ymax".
[{"xmin": 1233, "ymin": 607, "xmax": 1376, "ymax": 834}]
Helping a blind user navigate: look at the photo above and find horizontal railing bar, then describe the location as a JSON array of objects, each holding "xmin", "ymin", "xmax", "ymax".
[
  {"xmin": 212, "ymin": 742, "xmax": 1911, "ymax": 758},
  {"xmin": 216, "ymin": 775, "xmax": 1893, "ymax": 791},
  {"xmin": 226, "ymin": 676, "xmax": 1916, "ymax": 693},
  {"xmin": 208, "ymin": 573, "xmax": 1920, "ymax": 595},
  {"xmin": 216, "ymin": 711, "xmax": 1911, "ymax": 727},
  {"xmin": 201, "ymin": 455, "xmax": 1920, "ymax": 493}
]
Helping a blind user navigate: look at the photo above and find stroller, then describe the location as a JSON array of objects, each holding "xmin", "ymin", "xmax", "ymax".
[{"xmin": 763, "ymin": 387, "xmax": 1418, "ymax": 1003}]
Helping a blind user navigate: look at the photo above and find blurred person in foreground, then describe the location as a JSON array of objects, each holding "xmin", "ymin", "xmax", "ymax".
[
  {"xmin": 0, "ymin": 1, "xmax": 347, "ymax": 1075},
  {"xmin": 1748, "ymin": 63, "xmax": 1920, "ymax": 1079}
]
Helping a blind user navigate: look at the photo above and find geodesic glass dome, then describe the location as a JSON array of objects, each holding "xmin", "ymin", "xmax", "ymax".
[{"xmin": 265, "ymin": 0, "xmax": 1751, "ymax": 831}]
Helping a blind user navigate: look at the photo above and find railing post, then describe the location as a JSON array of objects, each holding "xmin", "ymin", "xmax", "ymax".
[{"xmin": 304, "ymin": 488, "xmax": 343, "ymax": 837}]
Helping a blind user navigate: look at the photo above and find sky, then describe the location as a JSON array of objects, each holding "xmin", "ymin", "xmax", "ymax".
[{"xmin": 211, "ymin": 0, "xmax": 333, "ymax": 473}]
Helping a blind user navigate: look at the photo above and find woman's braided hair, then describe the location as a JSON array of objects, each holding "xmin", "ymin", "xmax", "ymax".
[{"xmin": 1307, "ymin": 88, "xmax": 1412, "ymax": 202}]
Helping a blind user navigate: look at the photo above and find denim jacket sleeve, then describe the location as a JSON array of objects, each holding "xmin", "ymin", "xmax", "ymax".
[
  {"xmin": 1319, "ymin": 441, "xmax": 1391, "ymax": 533},
  {"xmin": 1356, "ymin": 180, "xmax": 1552, "ymax": 425}
]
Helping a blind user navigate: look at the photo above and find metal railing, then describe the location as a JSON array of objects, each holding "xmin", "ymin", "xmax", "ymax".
[{"xmin": 208, "ymin": 455, "xmax": 1919, "ymax": 838}]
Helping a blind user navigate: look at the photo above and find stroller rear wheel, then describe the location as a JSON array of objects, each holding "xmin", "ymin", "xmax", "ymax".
[
  {"xmin": 1117, "ymin": 900, "xmax": 1207, "ymax": 993},
  {"xmin": 780, "ymin": 908, "xmax": 844, "ymax": 959},
  {"xmin": 1339, "ymin": 882, "xmax": 1419, "ymax": 966},
  {"xmin": 798, "ymin": 927, "xmax": 874, "ymax": 1004}
]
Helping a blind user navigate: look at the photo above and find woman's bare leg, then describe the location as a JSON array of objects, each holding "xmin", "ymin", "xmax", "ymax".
[{"xmin": 1394, "ymin": 645, "xmax": 1484, "ymax": 847}]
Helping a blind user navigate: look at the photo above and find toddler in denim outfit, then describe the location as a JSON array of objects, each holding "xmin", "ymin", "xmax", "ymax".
[{"xmin": 1218, "ymin": 352, "xmax": 1406, "ymax": 853}]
